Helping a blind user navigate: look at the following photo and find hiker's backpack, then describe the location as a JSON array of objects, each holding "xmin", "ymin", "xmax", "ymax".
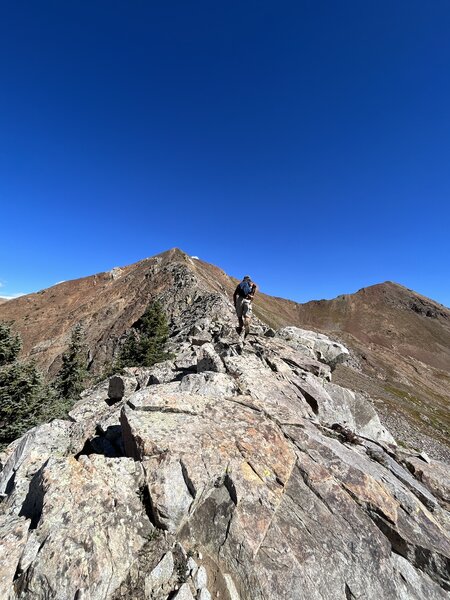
[{"xmin": 238, "ymin": 280, "xmax": 253, "ymax": 297}]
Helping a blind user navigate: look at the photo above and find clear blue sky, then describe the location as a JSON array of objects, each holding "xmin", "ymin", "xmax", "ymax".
[{"xmin": 1, "ymin": 1, "xmax": 449, "ymax": 306}]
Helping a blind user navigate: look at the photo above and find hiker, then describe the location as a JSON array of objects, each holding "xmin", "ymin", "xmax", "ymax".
[{"xmin": 233, "ymin": 275, "xmax": 257, "ymax": 336}]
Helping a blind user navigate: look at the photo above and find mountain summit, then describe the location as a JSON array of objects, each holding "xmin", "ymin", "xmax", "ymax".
[{"xmin": 0, "ymin": 249, "xmax": 449, "ymax": 599}]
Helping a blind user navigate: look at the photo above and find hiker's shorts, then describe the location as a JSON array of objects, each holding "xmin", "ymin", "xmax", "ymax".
[{"xmin": 236, "ymin": 297, "xmax": 252, "ymax": 320}]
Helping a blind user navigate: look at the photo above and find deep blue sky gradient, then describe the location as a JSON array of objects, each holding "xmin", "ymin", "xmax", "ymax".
[{"xmin": 1, "ymin": 1, "xmax": 449, "ymax": 306}]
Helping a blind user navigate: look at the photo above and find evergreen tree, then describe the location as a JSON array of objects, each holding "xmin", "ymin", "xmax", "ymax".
[
  {"xmin": 0, "ymin": 321, "xmax": 46, "ymax": 449},
  {"xmin": 0, "ymin": 321, "xmax": 21, "ymax": 366},
  {"xmin": 0, "ymin": 361, "xmax": 43, "ymax": 446},
  {"xmin": 54, "ymin": 324, "xmax": 87, "ymax": 401},
  {"xmin": 119, "ymin": 302, "xmax": 172, "ymax": 368}
]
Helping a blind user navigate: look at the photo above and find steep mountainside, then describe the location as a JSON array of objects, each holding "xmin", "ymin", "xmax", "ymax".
[
  {"xmin": 1, "ymin": 267, "xmax": 449, "ymax": 599},
  {"xmin": 254, "ymin": 281, "xmax": 450, "ymax": 460},
  {"xmin": 0, "ymin": 248, "xmax": 449, "ymax": 457}
]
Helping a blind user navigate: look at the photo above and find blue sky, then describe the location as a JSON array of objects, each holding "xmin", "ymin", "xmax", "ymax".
[{"xmin": 1, "ymin": 1, "xmax": 449, "ymax": 306}]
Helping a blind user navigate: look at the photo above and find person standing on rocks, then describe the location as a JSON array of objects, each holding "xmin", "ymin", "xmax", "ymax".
[{"xmin": 233, "ymin": 275, "xmax": 257, "ymax": 336}]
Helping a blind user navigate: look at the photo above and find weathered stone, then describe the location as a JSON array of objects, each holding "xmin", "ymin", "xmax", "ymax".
[
  {"xmin": 276, "ymin": 326, "xmax": 349, "ymax": 368},
  {"xmin": 390, "ymin": 553, "xmax": 449, "ymax": 599},
  {"xmin": 179, "ymin": 372, "xmax": 238, "ymax": 398},
  {"xmin": 121, "ymin": 390, "xmax": 297, "ymax": 551},
  {"xmin": 108, "ymin": 374, "xmax": 138, "ymax": 401},
  {"xmin": 364, "ymin": 440, "xmax": 440, "ymax": 510},
  {"xmin": 193, "ymin": 565, "xmax": 207, "ymax": 590},
  {"xmin": 0, "ymin": 419, "xmax": 75, "ymax": 514},
  {"xmin": 284, "ymin": 423, "xmax": 450, "ymax": 591},
  {"xmin": 401, "ymin": 455, "xmax": 450, "ymax": 510},
  {"xmin": 0, "ymin": 516, "xmax": 29, "ymax": 600},
  {"xmin": 196, "ymin": 343, "xmax": 225, "ymax": 373},
  {"xmin": 223, "ymin": 353, "xmax": 313, "ymax": 425},
  {"xmin": 174, "ymin": 347, "xmax": 198, "ymax": 371},
  {"xmin": 173, "ymin": 582, "xmax": 195, "ymax": 599},
  {"xmin": 324, "ymin": 382, "xmax": 396, "ymax": 447},
  {"xmin": 186, "ymin": 556, "xmax": 198, "ymax": 576},
  {"xmin": 190, "ymin": 331, "xmax": 213, "ymax": 346},
  {"xmin": 146, "ymin": 360, "xmax": 178, "ymax": 385},
  {"xmin": 144, "ymin": 551, "xmax": 174, "ymax": 595},
  {"xmin": 223, "ymin": 574, "xmax": 240, "ymax": 600},
  {"xmin": 1, "ymin": 271, "xmax": 449, "ymax": 600},
  {"xmin": 12, "ymin": 455, "xmax": 152, "ymax": 599},
  {"xmin": 145, "ymin": 456, "xmax": 194, "ymax": 532}
]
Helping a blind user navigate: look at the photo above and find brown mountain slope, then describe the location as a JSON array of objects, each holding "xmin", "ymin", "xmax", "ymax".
[
  {"xmin": 1, "ymin": 249, "xmax": 449, "ymax": 456},
  {"xmin": 253, "ymin": 281, "xmax": 450, "ymax": 457}
]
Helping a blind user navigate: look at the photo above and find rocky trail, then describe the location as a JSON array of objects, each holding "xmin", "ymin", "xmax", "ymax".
[{"xmin": 1, "ymin": 270, "xmax": 449, "ymax": 599}]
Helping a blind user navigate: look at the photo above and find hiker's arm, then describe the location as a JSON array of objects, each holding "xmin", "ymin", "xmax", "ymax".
[
  {"xmin": 250, "ymin": 283, "xmax": 258, "ymax": 297},
  {"xmin": 233, "ymin": 288, "xmax": 238, "ymax": 306}
]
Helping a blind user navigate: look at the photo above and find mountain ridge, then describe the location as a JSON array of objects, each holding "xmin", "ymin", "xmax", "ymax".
[
  {"xmin": 0, "ymin": 248, "xmax": 448, "ymax": 459},
  {"xmin": 0, "ymin": 250, "xmax": 449, "ymax": 599}
]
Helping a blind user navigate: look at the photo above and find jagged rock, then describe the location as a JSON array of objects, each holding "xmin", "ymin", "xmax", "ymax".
[
  {"xmin": 223, "ymin": 353, "xmax": 313, "ymax": 424},
  {"xmin": 11, "ymin": 455, "xmax": 152, "ymax": 599},
  {"xmin": 250, "ymin": 335, "xmax": 332, "ymax": 380},
  {"xmin": 174, "ymin": 583, "xmax": 195, "ymax": 599},
  {"xmin": 121, "ymin": 390, "xmax": 297, "ymax": 552},
  {"xmin": 178, "ymin": 372, "xmax": 238, "ymax": 397},
  {"xmin": 284, "ymin": 422, "xmax": 450, "ymax": 591},
  {"xmin": 190, "ymin": 331, "xmax": 213, "ymax": 346},
  {"xmin": 175, "ymin": 352, "xmax": 198, "ymax": 371},
  {"xmin": 146, "ymin": 360, "xmax": 178, "ymax": 385},
  {"xmin": 187, "ymin": 556, "xmax": 198, "ymax": 576},
  {"xmin": 0, "ymin": 420, "xmax": 76, "ymax": 514},
  {"xmin": 324, "ymin": 382, "xmax": 396, "ymax": 447},
  {"xmin": 223, "ymin": 574, "xmax": 241, "ymax": 600},
  {"xmin": 146, "ymin": 456, "xmax": 195, "ymax": 532},
  {"xmin": 276, "ymin": 326, "xmax": 349, "ymax": 368},
  {"xmin": 196, "ymin": 343, "xmax": 225, "ymax": 373},
  {"xmin": 108, "ymin": 374, "xmax": 138, "ymax": 401},
  {"xmin": 193, "ymin": 565, "xmax": 207, "ymax": 590},
  {"xmin": 0, "ymin": 516, "xmax": 29, "ymax": 600},
  {"xmin": 364, "ymin": 440, "xmax": 439, "ymax": 510},
  {"xmin": 144, "ymin": 551, "xmax": 174, "ymax": 595},
  {"xmin": 197, "ymin": 589, "xmax": 212, "ymax": 600},
  {"xmin": 401, "ymin": 455, "xmax": 450, "ymax": 510}
]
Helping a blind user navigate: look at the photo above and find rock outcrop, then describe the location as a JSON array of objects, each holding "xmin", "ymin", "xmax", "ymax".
[{"xmin": 1, "ymin": 281, "xmax": 449, "ymax": 599}]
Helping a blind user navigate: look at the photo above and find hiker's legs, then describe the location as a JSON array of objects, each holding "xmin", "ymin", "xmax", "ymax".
[
  {"xmin": 242, "ymin": 299, "xmax": 252, "ymax": 335},
  {"xmin": 235, "ymin": 297, "xmax": 244, "ymax": 333}
]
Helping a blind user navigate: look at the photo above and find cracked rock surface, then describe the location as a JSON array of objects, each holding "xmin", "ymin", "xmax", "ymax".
[{"xmin": 1, "ymin": 275, "xmax": 449, "ymax": 599}]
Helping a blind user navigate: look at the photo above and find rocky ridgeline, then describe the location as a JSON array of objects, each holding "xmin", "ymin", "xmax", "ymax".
[{"xmin": 1, "ymin": 284, "xmax": 450, "ymax": 600}]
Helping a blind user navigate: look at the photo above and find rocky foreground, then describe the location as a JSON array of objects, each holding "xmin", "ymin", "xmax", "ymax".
[{"xmin": 1, "ymin": 287, "xmax": 449, "ymax": 599}]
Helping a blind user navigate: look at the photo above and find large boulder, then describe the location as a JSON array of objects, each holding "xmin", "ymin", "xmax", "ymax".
[
  {"xmin": 12, "ymin": 455, "xmax": 153, "ymax": 599},
  {"xmin": 276, "ymin": 326, "xmax": 349, "ymax": 369}
]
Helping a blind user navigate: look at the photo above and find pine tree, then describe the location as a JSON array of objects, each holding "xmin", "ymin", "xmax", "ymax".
[
  {"xmin": 119, "ymin": 302, "xmax": 172, "ymax": 368},
  {"xmin": 54, "ymin": 324, "xmax": 87, "ymax": 401},
  {"xmin": 0, "ymin": 321, "xmax": 46, "ymax": 449},
  {"xmin": 0, "ymin": 321, "xmax": 22, "ymax": 366}
]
